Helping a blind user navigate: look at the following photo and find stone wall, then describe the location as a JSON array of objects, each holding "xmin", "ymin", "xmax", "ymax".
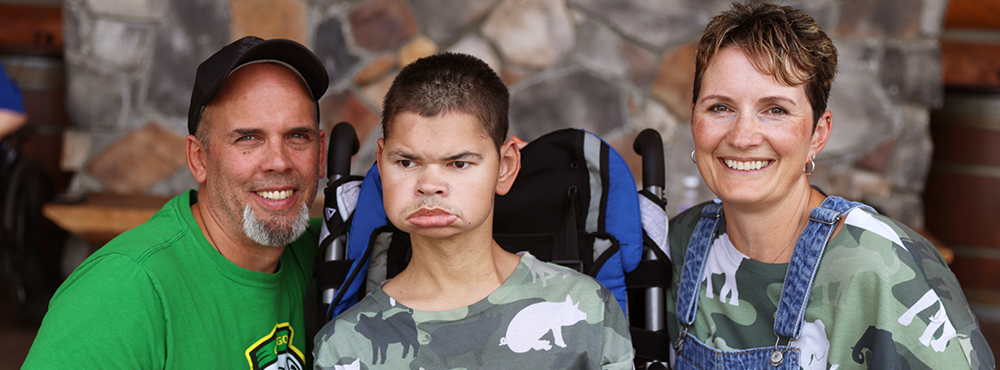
[{"xmin": 62, "ymin": 0, "xmax": 948, "ymax": 227}]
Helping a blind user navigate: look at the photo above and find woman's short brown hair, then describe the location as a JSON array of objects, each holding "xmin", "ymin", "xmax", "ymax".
[{"xmin": 693, "ymin": 2, "xmax": 837, "ymax": 127}]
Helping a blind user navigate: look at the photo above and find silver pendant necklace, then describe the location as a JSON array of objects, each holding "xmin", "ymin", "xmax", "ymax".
[{"xmin": 771, "ymin": 211, "xmax": 807, "ymax": 263}]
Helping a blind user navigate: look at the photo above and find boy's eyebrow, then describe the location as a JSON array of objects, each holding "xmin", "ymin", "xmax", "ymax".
[
  {"xmin": 444, "ymin": 152, "xmax": 483, "ymax": 161},
  {"xmin": 385, "ymin": 151, "xmax": 483, "ymax": 161},
  {"xmin": 386, "ymin": 151, "xmax": 420, "ymax": 161}
]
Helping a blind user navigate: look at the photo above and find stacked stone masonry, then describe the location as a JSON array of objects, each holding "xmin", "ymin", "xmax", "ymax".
[{"xmin": 62, "ymin": 0, "xmax": 948, "ymax": 227}]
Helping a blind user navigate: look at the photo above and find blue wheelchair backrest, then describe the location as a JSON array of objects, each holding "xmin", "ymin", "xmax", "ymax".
[{"xmin": 329, "ymin": 129, "xmax": 643, "ymax": 317}]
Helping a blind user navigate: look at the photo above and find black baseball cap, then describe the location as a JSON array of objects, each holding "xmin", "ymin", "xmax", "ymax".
[{"xmin": 187, "ymin": 36, "xmax": 329, "ymax": 135}]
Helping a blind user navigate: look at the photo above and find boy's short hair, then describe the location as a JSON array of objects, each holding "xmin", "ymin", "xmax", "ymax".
[
  {"xmin": 693, "ymin": 2, "xmax": 837, "ymax": 127},
  {"xmin": 381, "ymin": 52, "xmax": 509, "ymax": 150}
]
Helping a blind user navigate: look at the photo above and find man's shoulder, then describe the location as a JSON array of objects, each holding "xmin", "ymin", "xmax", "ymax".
[{"xmin": 93, "ymin": 191, "xmax": 197, "ymax": 262}]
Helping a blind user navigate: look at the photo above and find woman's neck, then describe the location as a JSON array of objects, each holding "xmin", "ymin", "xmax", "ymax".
[{"xmin": 722, "ymin": 182, "xmax": 825, "ymax": 263}]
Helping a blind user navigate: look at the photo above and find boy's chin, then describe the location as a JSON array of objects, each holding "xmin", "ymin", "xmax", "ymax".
[
  {"xmin": 404, "ymin": 227, "xmax": 463, "ymax": 240},
  {"xmin": 400, "ymin": 222, "xmax": 487, "ymax": 243}
]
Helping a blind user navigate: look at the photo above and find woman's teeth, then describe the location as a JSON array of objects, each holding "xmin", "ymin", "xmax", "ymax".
[
  {"xmin": 724, "ymin": 159, "xmax": 769, "ymax": 171},
  {"xmin": 257, "ymin": 190, "xmax": 293, "ymax": 200}
]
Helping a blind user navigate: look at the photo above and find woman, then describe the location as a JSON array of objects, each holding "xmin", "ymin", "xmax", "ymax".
[{"xmin": 666, "ymin": 3, "xmax": 994, "ymax": 369}]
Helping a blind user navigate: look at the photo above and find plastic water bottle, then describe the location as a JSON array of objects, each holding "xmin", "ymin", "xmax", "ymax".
[{"xmin": 677, "ymin": 175, "xmax": 701, "ymax": 213}]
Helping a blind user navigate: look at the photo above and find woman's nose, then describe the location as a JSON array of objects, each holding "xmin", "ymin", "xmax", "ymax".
[{"xmin": 728, "ymin": 113, "xmax": 761, "ymax": 149}]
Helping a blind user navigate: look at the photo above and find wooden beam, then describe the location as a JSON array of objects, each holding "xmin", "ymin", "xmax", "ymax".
[
  {"xmin": 0, "ymin": 5, "xmax": 62, "ymax": 55},
  {"xmin": 941, "ymin": 41, "xmax": 1000, "ymax": 89},
  {"xmin": 945, "ymin": 0, "xmax": 1000, "ymax": 30}
]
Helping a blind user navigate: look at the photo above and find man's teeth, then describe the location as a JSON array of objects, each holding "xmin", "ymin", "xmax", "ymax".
[
  {"xmin": 724, "ymin": 159, "xmax": 769, "ymax": 171},
  {"xmin": 257, "ymin": 190, "xmax": 293, "ymax": 200}
]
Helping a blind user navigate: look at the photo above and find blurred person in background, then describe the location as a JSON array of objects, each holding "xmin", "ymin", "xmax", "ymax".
[{"xmin": 0, "ymin": 64, "xmax": 27, "ymax": 139}]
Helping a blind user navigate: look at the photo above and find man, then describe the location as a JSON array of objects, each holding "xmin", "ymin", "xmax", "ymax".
[
  {"xmin": 312, "ymin": 53, "xmax": 634, "ymax": 369},
  {"xmin": 24, "ymin": 36, "xmax": 328, "ymax": 369},
  {"xmin": 0, "ymin": 63, "xmax": 26, "ymax": 139}
]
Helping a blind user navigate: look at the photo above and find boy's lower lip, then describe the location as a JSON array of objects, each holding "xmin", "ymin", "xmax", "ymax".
[{"xmin": 407, "ymin": 210, "xmax": 458, "ymax": 227}]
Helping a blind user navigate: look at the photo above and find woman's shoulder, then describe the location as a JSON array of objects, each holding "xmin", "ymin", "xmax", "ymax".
[
  {"xmin": 817, "ymin": 203, "xmax": 992, "ymax": 369},
  {"xmin": 817, "ymin": 204, "xmax": 969, "ymax": 323},
  {"xmin": 671, "ymin": 200, "xmax": 718, "ymax": 222},
  {"xmin": 667, "ymin": 200, "xmax": 720, "ymax": 264},
  {"xmin": 831, "ymin": 205, "xmax": 948, "ymax": 268},
  {"xmin": 669, "ymin": 200, "xmax": 721, "ymax": 237}
]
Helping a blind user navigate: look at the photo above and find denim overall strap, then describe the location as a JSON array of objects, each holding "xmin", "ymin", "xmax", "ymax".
[
  {"xmin": 773, "ymin": 196, "xmax": 874, "ymax": 340},
  {"xmin": 676, "ymin": 202, "xmax": 723, "ymax": 327}
]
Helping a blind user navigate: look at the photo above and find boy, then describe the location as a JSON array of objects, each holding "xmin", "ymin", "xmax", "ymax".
[{"xmin": 312, "ymin": 53, "xmax": 633, "ymax": 369}]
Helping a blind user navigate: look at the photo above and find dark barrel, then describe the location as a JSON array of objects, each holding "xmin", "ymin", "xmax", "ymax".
[{"xmin": 924, "ymin": 90, "xmax": 1000, "ymax": 298}]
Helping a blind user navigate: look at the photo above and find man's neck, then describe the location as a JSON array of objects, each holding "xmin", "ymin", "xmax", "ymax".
[
  {"xmin": 382, "ymin": 232, "xmax": 521, "ymax": 311},
  {"xmin": 191, "ymin": 203, "xmax": 284, "ymax": 273}
]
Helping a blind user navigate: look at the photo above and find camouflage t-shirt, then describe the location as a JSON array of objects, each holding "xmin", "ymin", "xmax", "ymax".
[
  {"xmin": 666, "ymin": 201, "xmax": 995, "ymax": 369},
  {"xmin": 313, "ymin": 252, "xmax": 634, "ymax": 370}
]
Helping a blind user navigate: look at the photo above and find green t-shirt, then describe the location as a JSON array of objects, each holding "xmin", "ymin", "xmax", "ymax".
[
  {"xmin": 313, "ymin": 252, "xmax": 634, "ymax": 369},
  {"xmin": 23, "ymin": 190, "xmax": 320, "ymax": 370},
  {"xmin": 666, "ymin": 201, "xmax": 994, "ymax": 369}
]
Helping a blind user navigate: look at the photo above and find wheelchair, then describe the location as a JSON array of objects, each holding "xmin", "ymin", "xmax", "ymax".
[
  {"xmin": 0, "ymin": 134, "xmax": 65, "ymax": 322},
  {"xmin": 310, "ymin": 122, "xmax": 673, "ymax": 369}
]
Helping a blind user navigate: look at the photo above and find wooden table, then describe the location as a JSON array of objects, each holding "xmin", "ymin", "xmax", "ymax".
[
  {"xmin": 42, "ymin": 193, "xmax": 170, "ymax": 246},
  {"xmin": 44, "ymin": 193, "xmax": 328, "ymax": 246}
]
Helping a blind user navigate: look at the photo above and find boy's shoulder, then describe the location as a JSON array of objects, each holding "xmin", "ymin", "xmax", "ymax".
[
  {"xmin": 313, "ymin": 253, "xmax": 632, "ymax": 368},
  {"xmin": 493, "ymin": 252, "xmax": 615, "ymax": 308},
  {"xmin": 519, "ymin": 253, "xmax": 605, "ymax": 288},
  {"xmin": 315, "ymin": 253, "xmax": 615, "ymax": 339}
]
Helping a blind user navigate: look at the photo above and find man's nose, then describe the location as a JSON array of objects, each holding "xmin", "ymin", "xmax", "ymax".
[
  {"xmin": 262, "ymin": 140, "xmax": 293, "ymax": 172},
  {"xmin": 415, "ymin": 167, "xmax": 447, "ymax": 196}
]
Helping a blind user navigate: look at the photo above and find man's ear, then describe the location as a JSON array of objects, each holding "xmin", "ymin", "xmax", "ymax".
[
  {"xmin": 186, "ymin": 135, "xmax": 208, "ymax": 184},
  {"xmin": 318, "ymin": 128, "xmax": 327, "ymax": 179},
  {"xmin": 809, "ymin": 110, "xmax": 833, "ymax": 159},
  {"xmin": 495, "ymin": 138, "xmax": 521, "ymax": 196},
  {"xmin": 375, "ymin": 137, "xmax": 385, "ymax": 174}
]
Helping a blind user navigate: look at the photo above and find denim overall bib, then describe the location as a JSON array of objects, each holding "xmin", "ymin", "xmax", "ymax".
[{"xmin": 673, "ymin": 196, "xmax": 873, "ymax": 369}]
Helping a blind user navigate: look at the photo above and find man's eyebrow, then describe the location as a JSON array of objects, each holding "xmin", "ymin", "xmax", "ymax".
[
  {"xmin": 444, "ymin": 152, "xmax": 482, "ymax": 161},
  {"xmin": 233, "ymin": 128, "xmax": 261, "ymax": 136},
  {"xmin": 288, "ymin": 125, "xmax": 318, "ymax": 134},
  {"xmin": 231, "ymin": 126, "xmax": 316, "ymax": 136}
]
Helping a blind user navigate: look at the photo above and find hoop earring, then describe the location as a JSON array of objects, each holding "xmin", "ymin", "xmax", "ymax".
[
  {"xmin": 804, "ymin": 158, "xmax": 816, "ymax": 175},
  {"xmin": 691, "ymin": 150, "xmax": 697, "ymax": 164}
]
